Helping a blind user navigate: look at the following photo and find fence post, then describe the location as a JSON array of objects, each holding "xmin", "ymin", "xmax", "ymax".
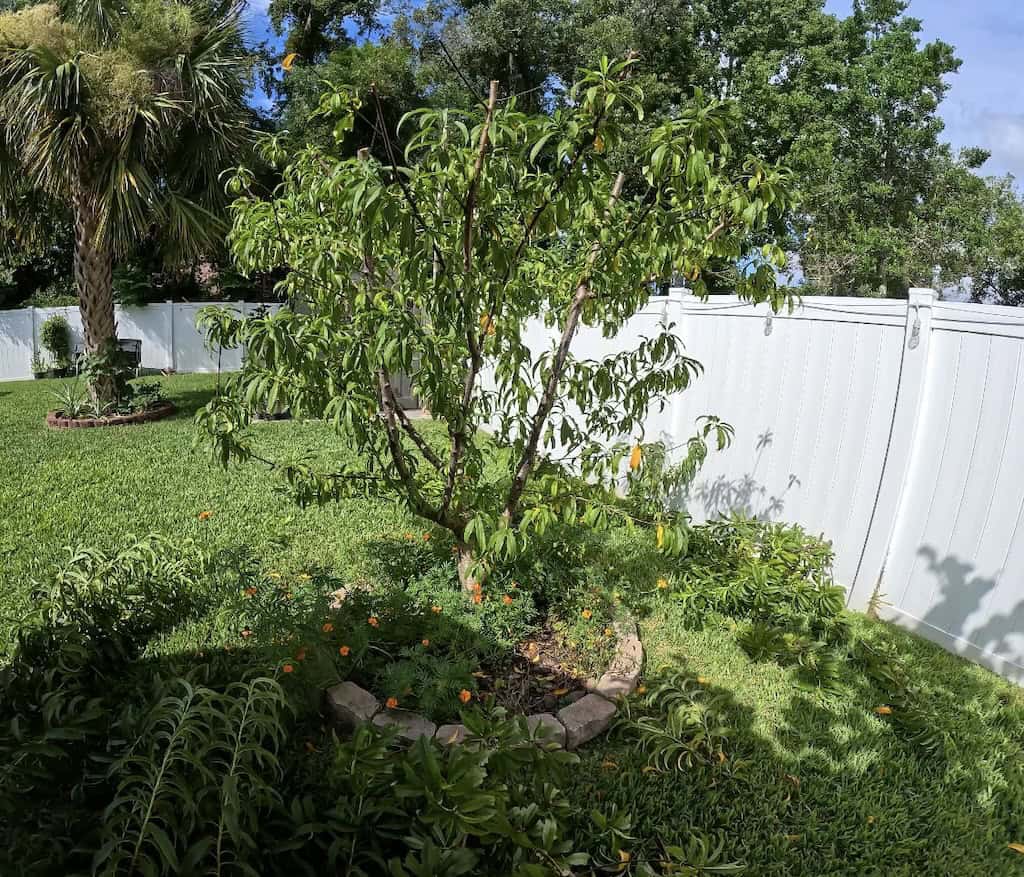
[
  {"xmin": 166, "ymin": 300, "xmax": 176, "ymax": 372},
  {"xmin": 846, "ymin": 288, "xmax": 936, "ymax": 610}
]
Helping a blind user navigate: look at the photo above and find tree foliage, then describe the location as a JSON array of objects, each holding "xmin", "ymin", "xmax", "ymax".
[{"xmin": 199, "ymin": 59, "xmax": 794, "ymax": 585}]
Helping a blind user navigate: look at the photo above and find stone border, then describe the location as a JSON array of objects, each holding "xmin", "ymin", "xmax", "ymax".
[
  {"xmin": 324, "ymin": 616, "xmax": 643, "ymax": 750},
  {"xmin": 46, "ymin": 401, "xmax": 176, "ymax": 430}
]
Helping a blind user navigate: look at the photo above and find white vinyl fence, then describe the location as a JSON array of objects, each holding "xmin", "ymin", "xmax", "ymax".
[
  {"xmin": 0, "ymin": 301, "xmax": 271, "ymax": 381},
  {"xmin": 518, "ymin": 289, "xmax": 1024, "ymax": 684}
]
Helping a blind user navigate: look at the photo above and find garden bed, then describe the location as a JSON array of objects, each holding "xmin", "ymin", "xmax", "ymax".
[
  {"xmin": 325, "ymin": 615, "xmax": 642, "ymax": 749},
  {"xmin": 46, "ymin": 401, "xmax": 176, "ymax": 429}
]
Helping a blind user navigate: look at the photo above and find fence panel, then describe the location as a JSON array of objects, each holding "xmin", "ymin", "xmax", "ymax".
[
  {"xmin": 874, "ymin": 303, "xmax": 1024, "ymax": 682},
  {"xmin": 0, "ymin": 308, "xmax": 35, "ymax": 380}
]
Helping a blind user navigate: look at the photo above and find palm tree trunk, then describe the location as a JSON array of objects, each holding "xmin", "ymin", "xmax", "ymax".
[{"xmin": 73, "ymin": 196, "xmax": 116, "ymax": 404}]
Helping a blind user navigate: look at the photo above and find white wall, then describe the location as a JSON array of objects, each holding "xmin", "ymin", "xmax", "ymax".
[
  {"xmin": 508, "ymin": 290, "xmax": 1024, "ymax": 684},
  {"xmin": 0, "ymin": 301, "xmax": 258, "ymax": 381}
]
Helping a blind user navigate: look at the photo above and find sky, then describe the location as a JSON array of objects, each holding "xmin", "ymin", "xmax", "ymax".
[{"xmin": 243, "ymin": 0, "xmax": 1024, "ymax": 183}]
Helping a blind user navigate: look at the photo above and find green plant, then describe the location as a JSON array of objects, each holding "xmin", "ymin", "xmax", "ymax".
[
  {"xmin": 80, "ymin": 339, "xmax": 135, "ymax": 409},
  {"xmin": 131, "ymin": 380, "xmax": 165, "ymax": 411},
  {"xmin": 39, "ymin": 313, "xmax": 71, "ymax": 369},
  {"xmin": 199, "ymin": 57, "xmax": 794, "ymax": 593},
  {"xmin": 30, "ymin": 350, "xmax": 47, "ymax": 374},
  {"xmin": 616, "ymin": 672, "xmax": 733, "ymax": 772},
  {"xmin": 50, "ymin": 380, "xmax": 90, "ymax": 418}
]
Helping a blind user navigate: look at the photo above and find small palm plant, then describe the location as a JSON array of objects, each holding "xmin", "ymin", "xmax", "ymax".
[{"xmin": 0, "ymin": 0, "xmax": 251, "ymax": 402}]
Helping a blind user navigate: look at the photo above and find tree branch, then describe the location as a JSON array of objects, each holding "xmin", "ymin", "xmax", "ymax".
[{"xmin": 503, "ymin": 171, "xmax": 627, "ymax": 521}]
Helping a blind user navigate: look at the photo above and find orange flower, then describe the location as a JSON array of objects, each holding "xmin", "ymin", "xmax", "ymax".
[
  {"xmin": 472, "ymin": 593, "xmax": 482, "ymax": 604},
  {"xmin": 479, "ymin": 313, "xmax": 496, "ymax": 336},
  {"xmin": 283, "ymin": 663, "xmax": 294, "ymax": 673},
  {"xmin": 339, "ymin": 645, "xmax": 351, "ymax": 656},
  {"xmin": 629, "ymin": 444, "xmax": 642, "ymax": 471},
  {"xmin": 459, "ymin": 689, "xmax": 472, "ymax": 704},
  {"xmin": 502, "ymin": 594, "xmax": 513, "ymax": 605},
  {"xmin": 244, "ymin": 586, "xmax": 257, "ymax": 598},
  {"xmin": 241, "ymin": 628, "xmax": 252, "ymax": 638},
  {"xmin": 368, "ymin": 616, "xmax": 379, "ymax": 627},
  {"xmin": 295, "ymin": 646, "xmax": 307, "ymax": 661},
  {"xmin": 198, "ymin": 510, "xmax": 212, "ymax": 521},
  {"xmin": 636, "ymin": 685, "xmax": 647, "ymax": 695},
  {"xmin": 322, "ymin": 622, "xmax": 334, "ymax": 633},
  {"xmin": 404, "ymin": 532, "xmax": 415, "ymax": 540},
  {"xmin": 581, "ymin": 609, "xmax": 592, "ymax": 620},
  {"xmin": 421, "ymin": 638, "xmax": 430, "ymax": 647},
  {"xmin": 874, "ymin": 705, "xmax": 893, "ymax": 716},
  {"xmin": 422, "ymin": 532, "xmax": 431, "ymax": 541},
  {"xmin": 471, "ymin": 581, "xmax": 482, "ymax": 593},
  {"xmin": 431, "ymin": 605, "xmax": 442, "ymax": 614},
  {"xmin": 386, "ymin": 697, "xmax": 398, "ymax": 709}
]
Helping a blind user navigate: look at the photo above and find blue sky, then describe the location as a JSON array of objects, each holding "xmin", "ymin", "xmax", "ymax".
[{"xmin": 243, "ymin": 0, "xmax": 1024, "ymax": 182}]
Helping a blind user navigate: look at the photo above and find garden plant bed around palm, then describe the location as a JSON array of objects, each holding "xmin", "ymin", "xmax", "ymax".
[
  {"xmin": 325, "ymin": 616, "xmax": 643, "ymax": 749},
  {"xmin": 46, "ymin": 401, "xmax": 176, "ymax": 429}
]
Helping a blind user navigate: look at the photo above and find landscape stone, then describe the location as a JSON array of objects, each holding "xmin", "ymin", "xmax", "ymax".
[
  {"xmin": 372, "ymin": 708, "xmax": 437, "ymax": 742},
  {"xmin": 326, "ymin": 681, "xmax": 380, "ymax": 730},
  {"xmin": 435, "ymin": 723, "xmax": 469, "ymax": 745},
  {"xmin": 557, "ymin": 694, "xmax": 616, "ymax": 749},
  {"xmin": 526, "ymin": 713, "xmax": 566, "ymax": 748}
]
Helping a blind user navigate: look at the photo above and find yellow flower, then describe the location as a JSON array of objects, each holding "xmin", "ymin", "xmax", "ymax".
[
  {"xmin": 656, "ymin": 523, "xmax": 664, "ymax": 548},
  {"xmin": 297, "ymin": 573, "xmax": 311, "ymax": 582},
  {"xmin": 581, "ymin": 609, "xmax": 592, "ymax": 620},
  {"xmin": 368, "ymin": 616, "xmax": 379, "ymax": 627},
  {"xmin": 636, "ymin": 685, "xmax": 647, "ymax": 695},
  {"xmin": 459, "ymin": 689, "xmax": 472, "ymax": 704},
  {"xmin": 386, "ymin": 697, "xmax": 398, "ymax": 709},
  {"xmin": 432, "ymin": 605, "xmax": 442, "ymax": 614},
  {"xmin": 268, "ymin": 571, "xmax": 282, "ymax": 580},
  {"xmin": 339, "ymin": 645, "xmax": 350, "ymax": 656},
  {"xmin": 479, "ymin": 313, "xmax": 496, "ymax": 336},
  {"xmin": 628, "ymin": 444, "xmax": 642, "ymax": 471},
  {"xmin": 604, "ymin": 627, "xmax": 614, "ymax": 637},
  {"xmin": 874, "ymin": 705, "xmax": 893, "ymax": 716},
  {"xmin": 281, "ymin": 52, "xmax": 298, "ymax": 71},
  {"xmin": 657, "ymin": 577, "xmax": 669, "ymax": 590},
  {"xmin": 696, "ymin": 676, "xmax": 709, "ymax": 685}
]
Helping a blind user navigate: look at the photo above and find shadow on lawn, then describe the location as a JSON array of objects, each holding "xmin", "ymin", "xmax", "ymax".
[{"xmin": 578, "ymin": 628, "xmax": 1024, "ymax": 876}]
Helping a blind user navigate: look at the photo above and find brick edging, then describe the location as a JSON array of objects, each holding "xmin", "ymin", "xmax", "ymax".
[
  {"xmin": 45, "ymin": 402, "xmax": 177, "ymax": 429},
  {"xmin": 325, "ymin": 615, "xmax": 643, "ymax": 750}
]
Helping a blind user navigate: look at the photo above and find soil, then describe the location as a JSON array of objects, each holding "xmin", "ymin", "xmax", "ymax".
[{"xmin": 476, "ymin": 623, "xmax": 598, "ymax": 715}]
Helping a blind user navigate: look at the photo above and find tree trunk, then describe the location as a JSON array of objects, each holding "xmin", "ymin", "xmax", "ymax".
[{"xmin": 73, "ymin": 196, "xmax": 116, "ymax": 403}]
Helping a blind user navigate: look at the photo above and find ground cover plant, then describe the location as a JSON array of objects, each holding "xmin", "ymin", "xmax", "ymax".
[{"xmin": 2, "ymin": 374, "xmax": 1023, "ymax": 874}]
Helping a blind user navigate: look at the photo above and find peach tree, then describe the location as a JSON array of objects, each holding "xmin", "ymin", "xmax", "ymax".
[{"xmin": 197, "ymin": 58, "xmax": 794, "ymax": 589}]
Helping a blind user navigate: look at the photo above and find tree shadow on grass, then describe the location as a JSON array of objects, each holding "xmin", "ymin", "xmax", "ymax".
[{"xmin": 572, "ymin": 625, "xmax": 1024, "ymax": 877}]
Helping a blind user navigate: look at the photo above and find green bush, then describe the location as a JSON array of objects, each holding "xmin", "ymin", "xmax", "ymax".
[{"xmin": 39, "ymin": 312, "xmax": 71, "ymax": 368}]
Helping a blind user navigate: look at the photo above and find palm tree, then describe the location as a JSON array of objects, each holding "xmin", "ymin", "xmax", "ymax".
[{"xmin": 0, "ymin": 0, "xmax": 251, "ymax": 401}]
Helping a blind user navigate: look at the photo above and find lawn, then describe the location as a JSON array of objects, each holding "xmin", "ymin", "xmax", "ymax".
[{"xmin": 1, "ymin": 374, "xmax": 1022, "ymax": 875}]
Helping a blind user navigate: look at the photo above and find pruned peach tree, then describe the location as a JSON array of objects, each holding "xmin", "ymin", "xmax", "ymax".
[{"xmin": 198, "ymin": 57, "xmax": 794, "ymax": 590}]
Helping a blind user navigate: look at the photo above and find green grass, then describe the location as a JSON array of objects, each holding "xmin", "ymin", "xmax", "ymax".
[{"xmin": 2, "ymin": 373, "xmax": 1023, "ymax": 875}]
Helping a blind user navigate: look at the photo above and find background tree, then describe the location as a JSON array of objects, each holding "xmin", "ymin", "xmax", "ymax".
[
  {"xmin": 198, "ymin": 59, "xmax": 794, "ymax": 589},
  {"xmin": 0, "ymin": 0, "xmax": 252, "ymax": 399}
]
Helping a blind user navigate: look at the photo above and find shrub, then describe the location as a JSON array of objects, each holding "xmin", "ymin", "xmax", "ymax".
[{"xmin": 39, "ymin": 312, "xmax": 71, "ymax": 368}]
